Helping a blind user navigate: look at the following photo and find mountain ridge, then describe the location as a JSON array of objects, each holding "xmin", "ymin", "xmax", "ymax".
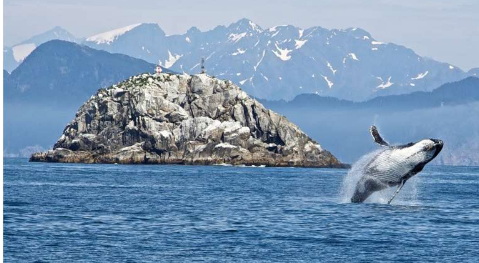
[
  {"xmin": 5, "ymin": 19, "xmax": 477, "ymax": 101},
  {"xmin": 82, "ymin": 18, "xmax": 471, "ymax": 101},
  {"xmin": 4, "ymin": 26, "xmax": 80, "ymax": 72},
  {"xmin": 260, "ymin": 76, "xmax": 479, "ymax": 111}
]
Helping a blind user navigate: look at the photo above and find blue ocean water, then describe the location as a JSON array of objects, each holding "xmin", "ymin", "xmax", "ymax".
[{"xmin": 4, "ymin": 158, "xmax": 479, "ymax": 262}]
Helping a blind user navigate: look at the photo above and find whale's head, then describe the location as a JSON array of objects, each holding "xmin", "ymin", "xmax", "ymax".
[{"xmin": 399, "ymin": 139, "xmax": 444, "ymax": 165}]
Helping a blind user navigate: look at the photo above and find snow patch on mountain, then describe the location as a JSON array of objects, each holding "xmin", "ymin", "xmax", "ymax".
[
  {"xmin": 239, "ymin": 77, "xmax": 252, "ymax": 85},
  {"xmin": 327, "ymin": 62, "xmax": 337, "ymax": 75},
  {"xmin": 229, "ymin": 33, "xmax": 247, "ymax": 42},
  {"xmin": 254, "ymin": 50, "xmax": 266, "ymax": 71},
  {"xmin": 322, "ymin": 75, "xmax": 334, "ymax": 89},
  {"xmin": 249, "ymin": 20, "xmax": 262, "ymax": 33},
  {"xmin": 295, "ymin": 39, "xmax": 307, "ymax": 49},
  {"xmin": 206, "ymin": 51, "xmax": 216, "ymax": 61},
  {"xmin": 376, "ymin": 76, "xmax": 394, "ymax": 89},
  {"xmin": 161, "ymin": 51, "xmax": 183, "ymax": 68},
  {"xmin": 86, "ymin": 23, "xmax": 141, "ymax": 44},
  {"xmin": 12, "ymin": 43, "xmax": 36, "ymax": 62},
  {"xmin": 272, "ymin": 43, "xmax": 292, "ymax": 61},
  {"xmin": 268, "ymin": 26, "xmax": 278, "ymax": 32},
  {"xmin": 190, "ymin": 63, "xmax": 200, "ymax": 71},
  {"xmin": 348, "ymin": 53, "xmax": 359, "ymax": 61},
  {"xmin": 411, "ymin": 71, "xmax": 429, "ymax": 80},
  {"xmin": 232, "ymin": 48, "xmax": 246, "ymax": 56}
]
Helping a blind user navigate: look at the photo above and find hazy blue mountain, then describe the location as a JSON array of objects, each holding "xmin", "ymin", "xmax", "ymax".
[
  {"xmin": 260, "ymin": 77, "xmax": 479, "ymax": 165},
  {"xmin": 6, "ymin": 40, "xmax": 158, "ymax": 105},
  {"xmin": 4, "ymin": 26, "xmax": 80, "ymax": 72},
  {"xmin": 262, "ymin": 77, "xmax": 479, "ymax": 111},
  {"xmin": 4, "ymin": 69, "xmax": 9, "ymax": 87},
  {"xmin": 469, "ymin": 68, "xmax": 479, "ymax": 77},
  {"xmin": 4, "ymin": 47, "xmax": 16, "ymax": 72},
  {"xmin": 4, "ymin": 40, "xmax": 163, "ymax": 156},
  {"xmin": 364, "ymin": 76, "xmax": 479, "ymax": 109},
  {"xmin": 84, "ymin": 18, "xmax": 469, "ymax": 101}
]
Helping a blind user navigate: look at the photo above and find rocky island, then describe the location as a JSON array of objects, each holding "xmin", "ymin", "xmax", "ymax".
[{"xmin": 31, "ymin": 73, "xmax": 346, "ymax": 167}]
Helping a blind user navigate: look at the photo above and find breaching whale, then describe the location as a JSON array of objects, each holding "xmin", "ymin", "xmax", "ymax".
[{"xmin": 351, "ymin": 126, "xmax": 443, "ymax": 203}]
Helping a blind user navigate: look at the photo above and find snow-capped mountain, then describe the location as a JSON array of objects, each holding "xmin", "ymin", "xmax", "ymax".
[
  {"xmin": 84, "ymin": 18, "xmax": 470, "ymax": 101},
  {"xmin": 5, "ymin": 19, "xmax": 475, "ymax": 101},
  {"xmin": 4, "ymin": 26, "xmax": 80, "ymax": 72}
]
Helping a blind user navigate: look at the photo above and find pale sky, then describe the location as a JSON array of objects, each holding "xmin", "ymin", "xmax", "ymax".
[{"xmin": 4, "ymin": 0, "xmax": 479, "ymax": 70}]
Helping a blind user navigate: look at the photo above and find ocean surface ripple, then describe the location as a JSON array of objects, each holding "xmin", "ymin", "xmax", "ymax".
[{"xmin": 4, "ymin": 158, "xmax": 479, "ymax": 262}]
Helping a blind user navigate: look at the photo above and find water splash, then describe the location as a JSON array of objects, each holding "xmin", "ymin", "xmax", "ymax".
[
  {"xmin": 339, "ymin": 148, "xmax": 421, "ymax": 205},
  {"xmin": 366, "ymin": 176, "xmax": 421, "ymax": 206},
  {"xmin": 339, "ymin": 149, "xmax": 383, "ymax": 203}
]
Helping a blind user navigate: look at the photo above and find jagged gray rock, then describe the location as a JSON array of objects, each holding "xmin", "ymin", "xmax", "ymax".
[{"xmin": 31, "ymin": 73, "xmax": 346, "ymax": 167}]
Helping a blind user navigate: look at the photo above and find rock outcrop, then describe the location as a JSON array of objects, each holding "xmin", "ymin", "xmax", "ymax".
[{"xmin": 31, "ymin": 73, "xmax": 346, "ymax": 167}]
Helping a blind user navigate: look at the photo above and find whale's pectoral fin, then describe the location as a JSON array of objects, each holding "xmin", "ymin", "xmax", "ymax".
[
  {"xmin": 387, "ymin": 179, "xmax": 405, "ymax": 205},
  {"xmin": 370, "ymin": 126, "xmax": 390, "ymax": 147}
]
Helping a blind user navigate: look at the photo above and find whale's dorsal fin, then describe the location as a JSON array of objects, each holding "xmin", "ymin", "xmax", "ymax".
[{"xmin": 370, "ymin": 126, "xmax": 390, "ymax": 147}]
